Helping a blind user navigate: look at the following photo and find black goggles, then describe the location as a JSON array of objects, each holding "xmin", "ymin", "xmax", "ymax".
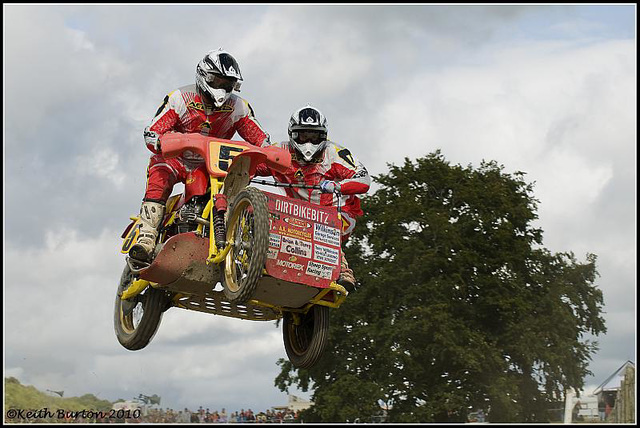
[
  {"xmin": 294, "ymin": 130, "xmax": 326, "ymax": 145},
  {"xmin": 205, "ymin": 74, "xmax": 237, "ymax": 92}
]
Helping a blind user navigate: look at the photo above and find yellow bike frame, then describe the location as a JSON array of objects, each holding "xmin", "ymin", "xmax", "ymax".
[
  {"xmin": 159, "ymin": 176, "xmax": 234, "ymax": 265},
  {"xmin": 197, "ymin": 176, "xmax": 232, "ymax": 265}
]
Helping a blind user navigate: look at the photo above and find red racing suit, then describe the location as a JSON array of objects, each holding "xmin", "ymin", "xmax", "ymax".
[
  {"xmin": 254, "ymin": 140, "xmax": 371, "ymax": 241},
  {"xmin": 143, "ymin": 84, "xmax": 269, "ymax": 202}
]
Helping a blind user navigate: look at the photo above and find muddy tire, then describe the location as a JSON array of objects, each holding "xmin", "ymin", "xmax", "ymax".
[
  {"xmin": 283, "ymin": 305, "xmax": 330, "ymax": 369},
  {"xmin": 223, "ymin": 187, "xmax": 269, "ymax": 303},
  {"xmin": 114, "ymin": 264, "xmax": 169, "ymax": 350}
]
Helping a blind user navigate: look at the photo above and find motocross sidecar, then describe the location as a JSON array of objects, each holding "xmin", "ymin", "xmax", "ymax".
[{"xmin": 115, "ymin": 134, "xmax": 348, "ymax": 369}]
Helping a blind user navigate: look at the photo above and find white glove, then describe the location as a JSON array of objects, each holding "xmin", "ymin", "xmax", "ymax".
[
  {"xmin": 144, "ymin": 127, "xmax": 161, "ymax": 152},
  {"xmin": 319, "ymin": 180, "xmax": 340, "ymax": 194}
]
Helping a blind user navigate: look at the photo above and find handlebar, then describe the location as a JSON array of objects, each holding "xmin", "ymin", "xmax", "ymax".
[
  {"xmin": 250, "ymin": 179, "xmax": 342, "ymax": 214},
  {"xmin": 250, "ymin": 179, "xmax": 321, "ymax": 190}
]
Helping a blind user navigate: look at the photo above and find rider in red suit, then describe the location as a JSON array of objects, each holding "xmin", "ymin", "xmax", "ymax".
[
  {"xmin": 130, "ymin": 48, "xmax": 270, "ymax": 263},
  {"xmin": 254, "ymin": 105, "xmax": 371, "ymax": 292}
]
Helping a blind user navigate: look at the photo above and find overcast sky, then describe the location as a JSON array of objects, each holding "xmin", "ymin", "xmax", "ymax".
[{"xmin": 4, "ymin": 4, "xmax": 636, "ymax": 414}]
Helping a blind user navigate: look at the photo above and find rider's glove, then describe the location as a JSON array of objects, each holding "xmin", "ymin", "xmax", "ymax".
[
  {"xmin": 144, "ymin": 127, "xmax": 161, "ymax": 152},
  {"xmin": 319, "ymin": 180, "xmax": 340, "ymax": 194}
]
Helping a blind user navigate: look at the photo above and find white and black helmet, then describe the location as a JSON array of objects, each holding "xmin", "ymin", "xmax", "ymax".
[
  {"xmin": 288, "ymin": 105, "xmax": 328, "ymax": 162},
  {"xmin": 195, "ymin": 48, "xmax": 243, "ymax": 108}
]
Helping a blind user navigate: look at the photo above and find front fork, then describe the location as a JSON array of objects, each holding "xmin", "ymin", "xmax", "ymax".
[{"xmin": 199, "ymin": 177, "xmax": 232, "ymax": 264}]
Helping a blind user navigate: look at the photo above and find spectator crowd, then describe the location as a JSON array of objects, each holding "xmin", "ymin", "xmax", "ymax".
[
  {"xmin": 145, "ymin": 407, "xmax": 300, "ymax": 423},
  {"xmin": 5, "ymin": 406, "xmax": 302, "ymax": 424}
]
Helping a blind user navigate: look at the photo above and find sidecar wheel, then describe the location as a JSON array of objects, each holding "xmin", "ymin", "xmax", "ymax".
[
  {"xmin": 283, "ymin": 305, "xmax": 330, "ymax": 369},
  {"xmin": 223, "ymin": 187, "xmax": 269, "ymax": 303},
  {"xmin": 114, "ymin": 264, "xmax": 169, "ymax": 350}
]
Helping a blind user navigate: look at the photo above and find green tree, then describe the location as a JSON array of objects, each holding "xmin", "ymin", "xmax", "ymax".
[{"xmin": 275, "ymin": 151, "xmax": 606, "ymax": 423}]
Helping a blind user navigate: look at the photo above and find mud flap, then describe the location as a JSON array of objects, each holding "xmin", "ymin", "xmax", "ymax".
[{"xmin": 138, "ymin": 232, "xmax": 210, "ymax": 284}]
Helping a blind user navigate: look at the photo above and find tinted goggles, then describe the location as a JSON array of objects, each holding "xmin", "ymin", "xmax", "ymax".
[
  {"xmin": 205, "ymin": 74, "xmax": 237, "ymax": 92},
  {"xmin": 294, "ymin": 130, "xmax": 326, "ymax": 145}
]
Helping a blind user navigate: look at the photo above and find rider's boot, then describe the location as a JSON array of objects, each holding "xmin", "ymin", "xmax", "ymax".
[
  {"xmin": 129, "ymin": 200, "xmax": 166, "ymax": 263},
  {"xmin": 338, "ymin": 253, "xmax": 357, "ymax": 293}
]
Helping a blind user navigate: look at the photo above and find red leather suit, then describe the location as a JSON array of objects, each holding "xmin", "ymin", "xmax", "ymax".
[
  {"xmin": 143, "ymin": 84, "xmax": 269, "ymax": 202},
  {"xmin": 255, "ymin": 140, "xmax": 371, "ymax": 241}
]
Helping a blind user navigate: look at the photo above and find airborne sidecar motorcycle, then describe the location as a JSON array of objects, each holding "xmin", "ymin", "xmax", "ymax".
[{"xmin": 115, "ymin": 133, "xmax": 349, "ymax": 368}]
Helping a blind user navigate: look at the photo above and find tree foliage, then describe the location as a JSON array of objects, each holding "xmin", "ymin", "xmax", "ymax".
[{"xmin": 275, "ymin": 151, "xmax": 606, "ymax": 423}]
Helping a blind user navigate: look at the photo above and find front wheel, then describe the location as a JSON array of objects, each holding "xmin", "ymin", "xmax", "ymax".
[
  {"xmin": 223, "ymin": 187, "xmax": 269, "ymax": 303},
  {"xmin": 114, "ymin": 264, "xmax": 169, "ymax": 350},
  {"xmin": 283, "ymin": 305, "xmax": 330, "ymax": 369}
]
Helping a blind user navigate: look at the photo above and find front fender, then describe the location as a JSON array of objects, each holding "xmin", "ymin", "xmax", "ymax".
[
  {"xmin": 205, "ymin": 139, "xmax": 291, "ymax": 177},
  {"xmin": 232, "ymin": 145, "xmax": 292, "ymax": 175},
  {"xmin": 219, "ymin": 144, "xmax": 292, "ymax": 201}
]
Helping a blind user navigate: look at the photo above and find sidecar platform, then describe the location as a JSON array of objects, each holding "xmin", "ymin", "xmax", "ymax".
[
  {"xmin": 153, "ymin": 259, "xmax": 337, "ymax": 321},
  {"xmin": 172, "ymin": 287, "xmax": 282, "ymax": 322}
]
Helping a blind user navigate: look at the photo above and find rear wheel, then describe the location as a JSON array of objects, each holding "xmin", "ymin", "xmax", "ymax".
[
  {"xmin": 114, "ymin": 264, "xmax": 169, "ymax": 350},
  {"xmin": 283, "ymin": 305, "xmax": 330, "ymax": 369},
  {"xmin": 223, "ymin": 187, "xmax": 269, "ymax": 303}
]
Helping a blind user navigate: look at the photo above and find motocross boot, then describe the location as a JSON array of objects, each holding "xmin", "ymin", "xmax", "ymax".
[
  {"xmin": 129, "ymin": 200, "xmax": 166, "ymax": 263},
  {"xmin": 338, "ymin": 253, "xmax": 357, "ymax": 293}
]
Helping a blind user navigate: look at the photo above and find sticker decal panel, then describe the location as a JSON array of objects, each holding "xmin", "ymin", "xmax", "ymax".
[{"xmin": 264, "ymin": 193, "xmax": 341, "ymax": 287}]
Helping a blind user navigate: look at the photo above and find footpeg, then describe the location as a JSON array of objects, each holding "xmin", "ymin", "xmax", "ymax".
[{"xmin": 126, "ymin": 256, "xmax": 150, "ymax": 274}]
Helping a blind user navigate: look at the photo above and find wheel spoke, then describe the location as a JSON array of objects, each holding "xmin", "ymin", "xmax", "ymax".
[{"xmin": 232, "ymin": 207, "xmax": 255, "ymax": 284}]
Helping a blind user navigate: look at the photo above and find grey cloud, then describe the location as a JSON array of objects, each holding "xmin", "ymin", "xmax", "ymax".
[{"xmin": 4, "ymin": 3, "xmax": 635, "ymax": 413}]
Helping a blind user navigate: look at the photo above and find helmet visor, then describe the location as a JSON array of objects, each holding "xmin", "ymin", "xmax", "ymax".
[
  {"xmin": 205, "ymin": 74, "xmax": 237, "ymax": 92},
  {"xmin": 294, "ymin": 130, "xmax": 325, "ymax": 145}
]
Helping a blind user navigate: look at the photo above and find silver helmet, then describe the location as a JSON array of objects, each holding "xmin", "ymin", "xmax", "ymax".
[
  {"xmin": 195, "ymin": 48, "xmax": 243, "ymax": 108},
  {"xmin": 287, "ymin": 105, "xmax": 328, "ymax": 162}
]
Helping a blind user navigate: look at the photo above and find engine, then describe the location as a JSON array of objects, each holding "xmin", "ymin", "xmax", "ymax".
[{"xmin": 173, "ymin": 196, "xmax": 207, "ymax": 235}]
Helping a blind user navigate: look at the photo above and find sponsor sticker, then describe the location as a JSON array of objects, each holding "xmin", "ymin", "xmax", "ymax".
[
  {"xmin": 275, "ymin": 199, "xmax": 330, "ymax": 225},
  {"xmin": 306, "ymin": 261, "xmax": 335, "ymax": 279},
  {"xmin": 278, "ymin": 225, "xmax": 312, "ymax": 240},
  {"xmin": 280, "ymin": 236, "xmax": 312, "ymax": 258},
  {"xmin": 276, "ymin": 258, "xmax": 304, "ymax": 271},
  {"xmin": 314, "ymin": 223, "xmax": 341, "ymax": 247},
  {"xmin": 284, "ymin": 217, "xmax": 311, "ymax": 229},
  {"xmin": 267, "ymin": 248, "xmax": 279, "ymax": 259},
  {"xmin": 269, "ymin": 233, "xmax": 281, "ymax": 248},
  {"xmin": 314, "ymin": 244, "xmax": 340, "ymax": 265}
]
